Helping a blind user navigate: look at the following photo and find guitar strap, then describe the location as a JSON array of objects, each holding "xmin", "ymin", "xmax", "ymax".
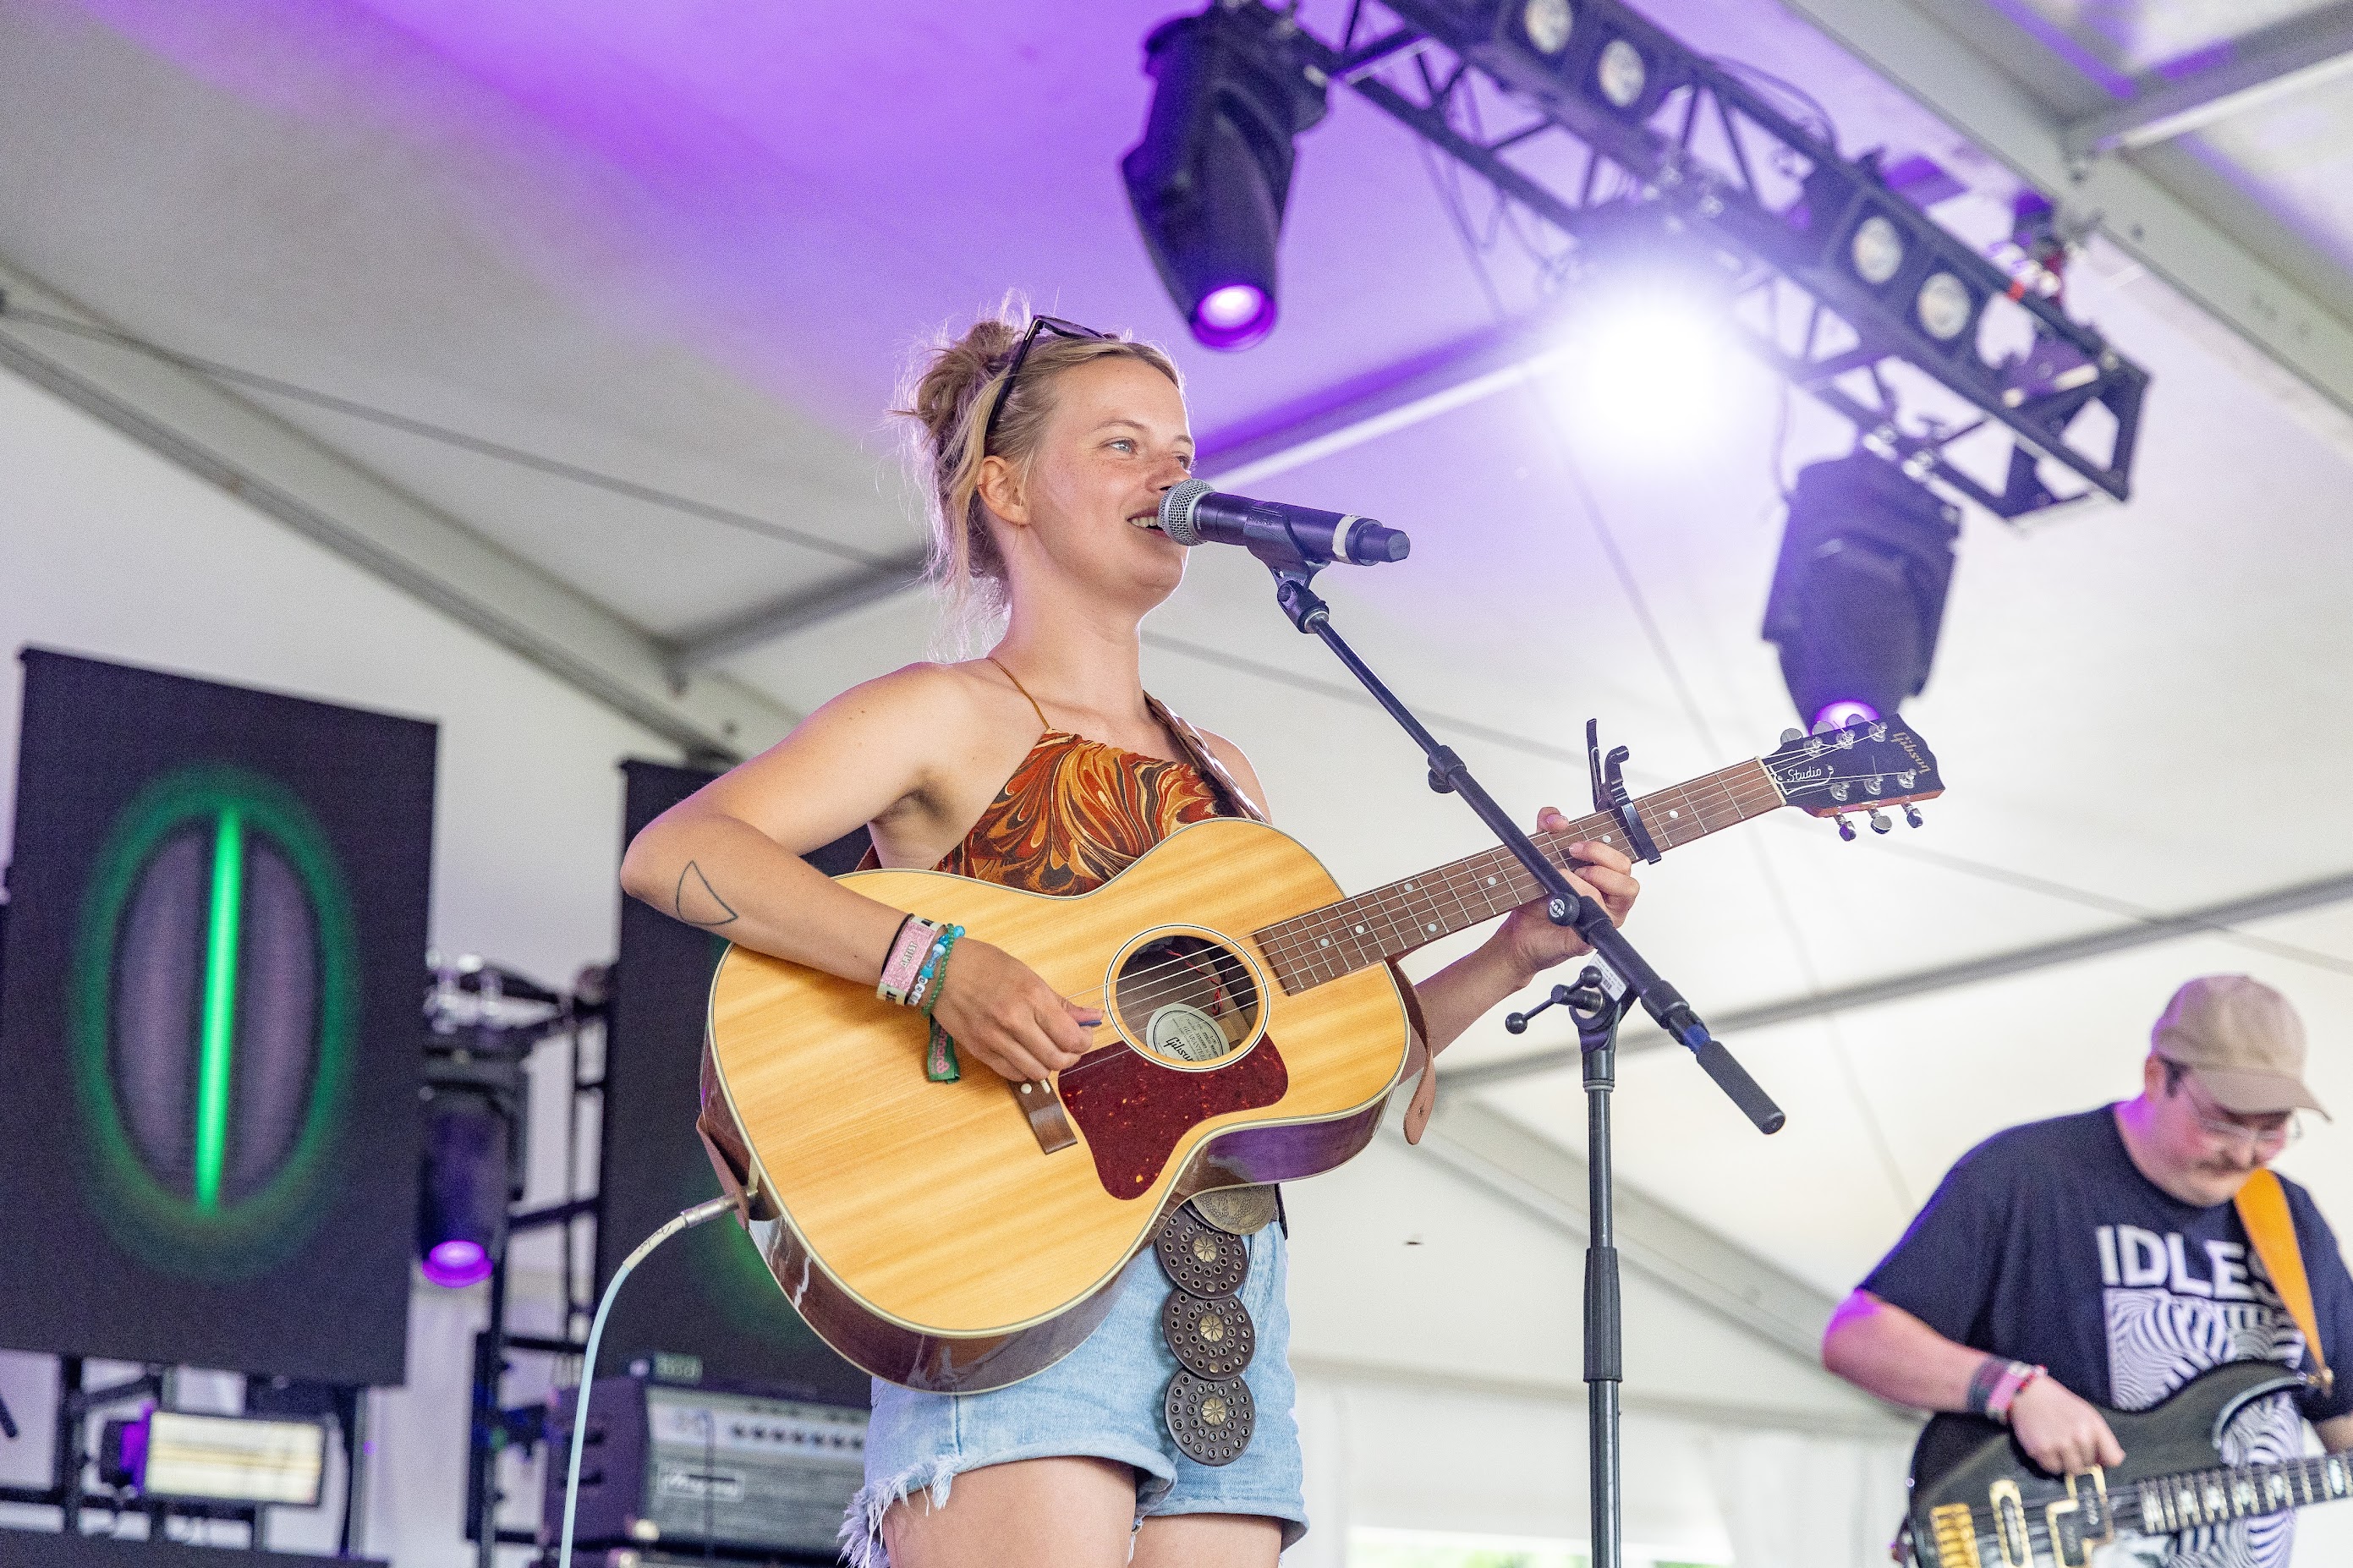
[
  {"xmin": 1149, "ymin": 697, "xmax": 1445, "ymax": 1144},
  {"xmin": 2236, "ymin": 1167, "xmax": 2335, "ymax": 1395}
]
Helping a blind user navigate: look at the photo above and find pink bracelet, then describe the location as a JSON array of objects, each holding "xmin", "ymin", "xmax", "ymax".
[
  {"xmin": 1987, "ymin": 1362, "xmax": 2046, "ymax": 1424},
  {"xmin": 877, "ymin": 916, "xmax": 940, "ymax": 1005}
]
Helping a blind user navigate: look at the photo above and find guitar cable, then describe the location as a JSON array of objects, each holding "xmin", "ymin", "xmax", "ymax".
[{"xmin": 556, "ymin": 1194, "xmax": 739, "ymax": 1568}]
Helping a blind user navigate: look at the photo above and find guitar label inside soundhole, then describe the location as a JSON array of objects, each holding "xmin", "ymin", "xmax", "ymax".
[{"xmin": 1112, "ymin": 932, "xmax": 1260, "ymax": 1069}]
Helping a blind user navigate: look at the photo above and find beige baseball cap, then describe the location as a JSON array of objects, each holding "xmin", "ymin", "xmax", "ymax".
[{"xmin": 2153, "ymin": 975, "xmax": 2328, "ymax": 1119}]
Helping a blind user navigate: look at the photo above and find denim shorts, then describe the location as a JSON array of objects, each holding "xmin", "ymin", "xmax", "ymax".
[{"xmin": 842, "ymin": 1221, "xmax": 1306, "ymax": 1565}]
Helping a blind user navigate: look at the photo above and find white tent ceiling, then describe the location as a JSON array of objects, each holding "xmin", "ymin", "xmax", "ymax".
[{"xmin": 6, "ymin": 0, "xmax": 2353, "ymax": 1456}]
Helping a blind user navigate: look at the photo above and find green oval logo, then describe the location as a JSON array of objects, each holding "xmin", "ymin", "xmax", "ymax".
[{"xmin": 71, "ymin": 766, "xmax": 358, "ymax": 1281}]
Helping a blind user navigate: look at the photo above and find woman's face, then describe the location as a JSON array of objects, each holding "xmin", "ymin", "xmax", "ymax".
[{"xmin": 985, "ymin": 354, "xmax": 1194, "ymax": 612}]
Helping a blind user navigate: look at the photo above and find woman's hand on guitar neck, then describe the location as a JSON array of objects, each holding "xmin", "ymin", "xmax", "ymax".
[
  {"xmin": 929, "ymin": 937, "xmax": 1103, "ymax": 1083},
  {"xmin": 1495, "ymin": 810, "xmax": 1643, "ymax": 984}
]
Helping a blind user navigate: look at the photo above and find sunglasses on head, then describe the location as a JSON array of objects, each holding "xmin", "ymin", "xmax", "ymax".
[{"xmin": 979, "ymin": 315, "xmax": 1112, "ymax": 455}]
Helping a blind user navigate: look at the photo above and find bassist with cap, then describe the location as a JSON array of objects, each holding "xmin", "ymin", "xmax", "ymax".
[{"xmin": 1823, "ymin": 976, "xmax": 2353, "ymax": 1567}]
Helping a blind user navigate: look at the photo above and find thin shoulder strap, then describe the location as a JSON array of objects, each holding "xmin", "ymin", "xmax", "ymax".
[
  {"xmin": 986, "ymin": 655, "xmax": 1053, "ymax": 732},
  {"xmin": 2238, "ymin": 1168, "xmax": 2334, "ymax": 1394}
]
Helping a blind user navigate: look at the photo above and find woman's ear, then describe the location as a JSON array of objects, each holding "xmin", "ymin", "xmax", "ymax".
[{"xmin": 975, "ymin": 454, "xmax": 1028, "ymax": 530}]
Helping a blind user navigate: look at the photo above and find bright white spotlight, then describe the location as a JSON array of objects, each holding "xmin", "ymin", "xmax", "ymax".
[{"xmin": 1552, "ymin": 282, "xmax": 1736, "ymax": 458}]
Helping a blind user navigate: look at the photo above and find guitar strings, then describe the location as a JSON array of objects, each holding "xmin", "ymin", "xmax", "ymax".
[{"xmin": 1032, "ymin": 774, "xmax": 1774, "ymax": 1017}]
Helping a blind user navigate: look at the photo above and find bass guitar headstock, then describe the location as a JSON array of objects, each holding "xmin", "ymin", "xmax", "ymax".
[{"xmin": 1763, "ymin": 715, "xmax": 1944, "ymax": 839}]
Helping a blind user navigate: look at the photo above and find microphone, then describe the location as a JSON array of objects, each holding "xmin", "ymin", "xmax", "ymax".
[{"xmin": 1155, "ymin": 479, "xmax": 1410, "ymax": 568}]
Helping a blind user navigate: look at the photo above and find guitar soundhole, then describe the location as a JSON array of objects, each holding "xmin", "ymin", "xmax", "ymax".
[{"xmin": 1112, "ymin": 933, "xmax": 1260, "ymax": 1069}]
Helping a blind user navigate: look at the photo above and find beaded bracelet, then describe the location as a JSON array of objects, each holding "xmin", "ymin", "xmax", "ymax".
[
  {"xmin": 1987, "ymin": 1362, "xmax": 2046, "ymax": 1425},
  {"xmin": 903, "ymin": 924, "xmax": 963, "ymax": 1015},
  {"xmin": 877, "ymin": 914, "xmax": 941, "ymax": 1006},
  {"xmin": 912, "ymin": 924, "xmax": 966, "ymax": 1082}
]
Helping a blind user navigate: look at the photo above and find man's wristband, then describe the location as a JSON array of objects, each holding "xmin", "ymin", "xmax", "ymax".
[{"xmin": 1966, "ymin": 1356, "xmax": 2046, "ymax": 1423}]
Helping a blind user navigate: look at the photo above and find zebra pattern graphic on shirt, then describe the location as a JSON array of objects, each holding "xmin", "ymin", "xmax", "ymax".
[{"xmin": 2103, "ymin": 1279, "xmax": 2307, "ymax": 1568}]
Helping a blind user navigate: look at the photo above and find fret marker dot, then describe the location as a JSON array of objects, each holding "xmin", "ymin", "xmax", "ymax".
[
  {"xmin": 1319, "ymin": 938, "xmax": 1331, "ymax": 947},
  {"xmin": 1425, "ymin": 923, "xmax": 1436, "ymax": 934},
  {"xmin": 1403, "ymin": 882, "xmax": 1415, "ymax": 891},
  {"xmin": 1355, "ymin": 925, "xmax": 1365, "ymax": 935},
  {"xmin": 1669, "ymin": 809, "xmax": 1680, "ymax": 819},
  {"xmin": 1486, "ymin": 877, "xmax": 1497, "ymax": 886}
]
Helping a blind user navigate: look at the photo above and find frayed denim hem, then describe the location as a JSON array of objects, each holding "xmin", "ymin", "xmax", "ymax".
[
  {"xmin": 840, "ymin": 1454, "xmax": 961, "ymax": 1568},
  {"xmin": 839, "ymin": 1442, "xmax": 1179, "ymax": 1568}
]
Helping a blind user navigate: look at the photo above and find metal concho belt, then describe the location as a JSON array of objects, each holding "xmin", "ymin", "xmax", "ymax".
[{"xmin": 1154, "ymin": 1197, "xmax": 1268, "ymax": 1466}]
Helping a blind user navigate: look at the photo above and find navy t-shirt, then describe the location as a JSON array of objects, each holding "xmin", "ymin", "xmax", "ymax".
[{"xmin": 1863, "ymin": 1107, "xmax": 2353, "ymax": 1567}]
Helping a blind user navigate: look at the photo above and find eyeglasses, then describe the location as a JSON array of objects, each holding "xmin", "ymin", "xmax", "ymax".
[
  {"xmin": 979, "ymin": 315, "xmax": 1111, "ymax": 457},
  {"xmin": 2176, "ymin": 1073, "xmax": 2302, "ymax": 1153}
]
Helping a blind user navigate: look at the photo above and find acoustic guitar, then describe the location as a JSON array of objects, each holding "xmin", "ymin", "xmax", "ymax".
[
  {"xmin": 1903, "ymin": 1359, "xmax": 2350, "ymax": 1566},
  {"xmin": 700, "ymin": 718, "xmax": 1943, "ymax": 1392}
]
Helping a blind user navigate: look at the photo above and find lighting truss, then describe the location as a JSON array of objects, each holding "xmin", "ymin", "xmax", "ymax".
[{"xmin": 1261, "ymin": 0, "xmax": 2150, "ymax": 518}]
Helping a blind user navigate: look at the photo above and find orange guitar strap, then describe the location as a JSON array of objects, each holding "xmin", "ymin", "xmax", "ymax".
[{"xmin": 2236, "ymin": 1167, "xmax": 2335, "ymax": 1395}]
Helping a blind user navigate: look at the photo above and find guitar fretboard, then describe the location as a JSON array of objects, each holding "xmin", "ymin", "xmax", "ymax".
[
  {"xmin": 2135, "ymin": 1451, "xmax": 2353, "ymax": 1533},
  {"xmin": 1251, "ymin": 759, "xmax": 1783, "ymax": 994}
]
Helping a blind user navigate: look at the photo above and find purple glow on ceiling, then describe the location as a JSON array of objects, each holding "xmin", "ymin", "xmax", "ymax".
[
  {"xmin": 1969, "ymin": 1, "xmax": 2135, "ymax": 98},
  {"xmin": 421, "ymin": 1238, "xmax": 492, "ymax": 1288}
]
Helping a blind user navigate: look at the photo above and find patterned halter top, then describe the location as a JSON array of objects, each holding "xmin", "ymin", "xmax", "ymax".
[{"xmin": 932, "ymin": 658, "xmax": 1261, "ymax": 896}]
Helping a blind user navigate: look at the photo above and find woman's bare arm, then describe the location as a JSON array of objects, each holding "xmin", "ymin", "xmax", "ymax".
[{"xmin": 619, "ymin": 664, "xmax": 1095, "ymax": 1082}]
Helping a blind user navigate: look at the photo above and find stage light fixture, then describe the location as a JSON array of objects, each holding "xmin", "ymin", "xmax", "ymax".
[
  {"xmin": 1849, "ymin": 214, "xmax": 1905, "ymax": 287},
  {"xmin": 1123, "ymin": 5, "xmax": 1329, "ymax": 351},
  {"xmin": 1522, "ymin": 0, "xmax": 1574, "ymax": 55},
  {"xmin": 417, "ymin": 1083, "xmax": 512, "ymax": 1289},
  {"xmin": 1594, "ymin": 36, "xmax": 1648, "ymax": 109},
  {"xmin": 1761, "ymin": 453, "xmax": 1960, "ymax": 729},
  {"xmin": 1916, "ymin": 271, "xmax": 1975, "ymax": 342},
  {"xmin": 102, "ymin": 1409, "xmax": 328, "ymax": 1507}
]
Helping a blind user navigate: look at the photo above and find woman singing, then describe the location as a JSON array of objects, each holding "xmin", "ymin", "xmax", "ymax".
[{"xmin": 619, "ymin": 307, "xmax": 1640, "ymax": 1567}]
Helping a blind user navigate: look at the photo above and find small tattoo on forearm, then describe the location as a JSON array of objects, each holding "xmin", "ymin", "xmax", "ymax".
[{"xmin": 673, "ymin": 860, "xmax": 739, "ymax": 928}]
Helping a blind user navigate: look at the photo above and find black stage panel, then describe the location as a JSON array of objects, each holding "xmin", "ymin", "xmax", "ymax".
[
  {"xmin": 595, "ymin": 760, "xmax": 868, "ymax": 1403},
  {"xmin": 0, "ymin": 1531, "xmax": 384, "ymax": 1567},
  {"xmin": 0, "ymin": 650, "xmax": 435, "ymax": 1386}
]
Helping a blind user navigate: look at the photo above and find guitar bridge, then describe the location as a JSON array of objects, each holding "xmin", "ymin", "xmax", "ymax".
[{"xmin": 1012, "ymin": 1077, "xmax": 1078, "ymax": 1153}]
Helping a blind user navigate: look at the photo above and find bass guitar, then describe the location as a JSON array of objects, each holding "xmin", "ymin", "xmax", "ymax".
[
  {"xmin": 701, "ymin": 718, "xmax": 1942, "ymax": 1392},
  {"xmin": 1903, "ymin": 1360, "xmax": 2350, "ymax": 1566}
]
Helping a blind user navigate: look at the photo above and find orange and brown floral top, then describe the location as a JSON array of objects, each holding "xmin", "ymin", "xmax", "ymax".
[{"xmin": 935, "ymin": 692, "xmax": 1249, "ymax": 896}]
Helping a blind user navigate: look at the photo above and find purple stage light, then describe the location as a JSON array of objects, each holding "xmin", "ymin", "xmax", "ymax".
[
  {"xmin": 1192, "ymin": 283, "xmax": 1273, "ymax": 350},
  {"xmin": 422, "ymin": 1238, "xmax": 492, "ymax": 1289},
  {"xmin": 1813, "ymin": 699, "xmax": 1881, "ymax": 732}
]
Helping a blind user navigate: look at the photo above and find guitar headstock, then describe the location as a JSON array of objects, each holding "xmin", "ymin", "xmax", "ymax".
[{"xmin": 1763, "ymin": 715, "xmax": 1944, "ymax": 832}]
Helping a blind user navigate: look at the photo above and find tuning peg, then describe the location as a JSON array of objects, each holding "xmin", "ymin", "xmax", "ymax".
[
  {"xmin": 1780, "ymin": 728, "xmax": 1804, "ymax": 747},
  {"xmin": 1904, "ymin": 804, "xmax": 1924, "ymax": 829},
  {"xmin": 1869, "ymin": 809, "xmax": 1892, "ymax": 835},
  {"xmin": 1835, "ymin": 814, "xmax": 1857, "ymax": 842}
]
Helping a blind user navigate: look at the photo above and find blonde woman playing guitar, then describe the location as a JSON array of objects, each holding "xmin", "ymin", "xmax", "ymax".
[{"xmin": 618, "ymin": 309, "xmax": 1640, "ymax": 1568}]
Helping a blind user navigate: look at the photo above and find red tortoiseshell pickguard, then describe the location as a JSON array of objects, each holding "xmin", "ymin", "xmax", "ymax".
[{"xmin": 1058, "ymin": 1039, "xmax": 1289, "ymax": 1198}]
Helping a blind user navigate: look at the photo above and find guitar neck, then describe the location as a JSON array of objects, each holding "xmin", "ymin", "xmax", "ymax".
[
  {"xmin": 2131, "ymin": 1450, "xmax": 2353, "ymax": 1535},
  {"xmin": 1252, "ymin": 759, "xmax": 1785, "ymax": 994}
]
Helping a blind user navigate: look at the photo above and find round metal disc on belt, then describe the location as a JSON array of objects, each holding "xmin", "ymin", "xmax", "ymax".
[
  {"xmin": 1156, "ymin": 1205, "xmax": 1248, "ymax": 1299},
  {"xmin": 1160, "ymin": 1290, "xmax": 1257, "ymax": 1379},
  {"xmin": 1163, "ymin": 1371, "xmax": 1255, "ymax": 1467},
  {"xmin": 1189, "ymin": 1185, "xmax": 1279, "ymax": 1236}
]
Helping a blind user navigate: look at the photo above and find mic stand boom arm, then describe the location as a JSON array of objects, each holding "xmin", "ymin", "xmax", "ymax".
[{"xmin": 1265, "ymin": 567, "xmax": 1783, "ymax": 1132}]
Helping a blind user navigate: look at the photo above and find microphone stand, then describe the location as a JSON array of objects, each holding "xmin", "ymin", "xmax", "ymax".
[{"xmin": 1260, "ymin": 561, "xmax": 1784, "ymax": 1568}]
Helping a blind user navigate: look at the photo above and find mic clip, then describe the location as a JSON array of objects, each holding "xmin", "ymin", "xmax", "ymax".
[{"xmin": 1586, "ymin": 719, "xmax": 1661, "ymax": 866}]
